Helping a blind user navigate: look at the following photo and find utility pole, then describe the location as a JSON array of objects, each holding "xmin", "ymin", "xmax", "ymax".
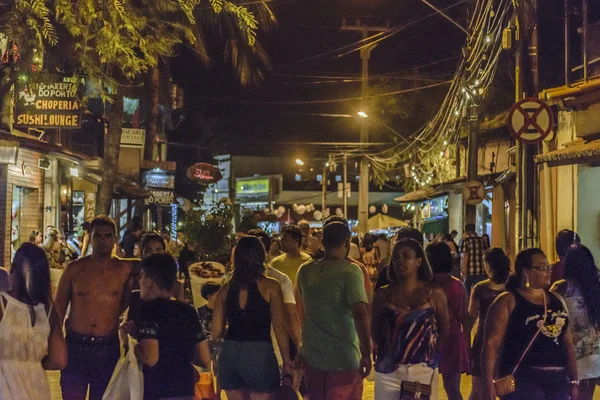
[
  {"xmin": 341, "ymin": 18, "xmax": 389, "ymax": 237},
  {"xmin": 465, "ymin": 102, "xmax": 479, "ymax": 226}
]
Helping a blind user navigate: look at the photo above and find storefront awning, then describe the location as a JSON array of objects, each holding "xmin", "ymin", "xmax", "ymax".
[
  {"xmin": 394, "ymin": 188, "xmax": 447, "ymax": 203},
  {"xmin": 534, "ymin": 139, "xmax": 600, "ymax": 167}
]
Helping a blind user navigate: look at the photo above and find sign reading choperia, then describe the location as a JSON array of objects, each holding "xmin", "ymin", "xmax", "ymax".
[{"xmin": 14, "ymin": 77, "xmax": 82, "ymax": 129}]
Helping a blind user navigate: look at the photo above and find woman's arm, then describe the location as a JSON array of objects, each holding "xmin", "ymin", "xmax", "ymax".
[
  {"xmin": 134, "ymin": 339, "xmax": 159, "ymax": 367},
  {"xmin": 481, "ymin": 293, "xmax": 512, "ymax": 400},
  {"xmin": 42, "ymin": 304, "xmax": 67, "ymax": 370},
  {"xmin": 431, "ymin": 286, "xmax": 450, "ymax": 342},
  {"xmin": 563, "ymin": 325, "xmax": 579, "ymax": 400},
  {"xmin": 193, "ymin": 340, "xmax": 212, "ymax": 368},
  {"xmin": 211, "ymin": 284, "xmax": 229, "ymax": 340},
  {"xmin": 460, "ymin": 285, "xmax": 472, "ymax": 352},
  {"xmin": 269, "ymin": 282, "xmax": 291, "ymax": 368},
  {"xmin": 467, "ymin": 288, "xmax": 480, "ymax": 335}
]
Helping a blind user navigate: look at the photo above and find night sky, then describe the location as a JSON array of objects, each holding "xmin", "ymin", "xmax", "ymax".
[{"xmin": 169, "ymin": 0, "xmax": 469, "ymax": 151}]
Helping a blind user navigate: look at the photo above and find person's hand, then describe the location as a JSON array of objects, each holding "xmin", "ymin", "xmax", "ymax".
[
  {"xmin": 282, "ymin": 360, "xmax": 294, "ymax": 385},
  {"xmin": 569, "ymin": 383, "xmax": 579, "ymax": 400},
  {"xmin": 359, "ymin": 354, "xmax": 372, "ymax": 378},
  {"xmin": 119, "ymin": 321, "xmax": 136, "ymax": 342},
  {"xmin": 481, "ymin": 382, "xmax": 496, "ymax": 400}
]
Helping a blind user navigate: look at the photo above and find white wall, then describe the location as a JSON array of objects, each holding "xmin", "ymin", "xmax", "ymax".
[{"xmin": 577, "ymin": 164, "xmax": 600, "ymax": 262}]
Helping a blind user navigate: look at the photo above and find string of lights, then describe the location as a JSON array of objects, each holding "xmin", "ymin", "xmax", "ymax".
[{"xmin": 364, "ymin": 0, "xmax": 513, "ymax": 190}]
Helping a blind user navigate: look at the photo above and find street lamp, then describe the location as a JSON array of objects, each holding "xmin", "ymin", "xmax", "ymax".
[
  {"xmin": 295, "ymin": 158, "xmax": 305, "ymax": 166},
  {"xmin": 357, "ymin": 111, "xmax": 369, "ymax": 118}
]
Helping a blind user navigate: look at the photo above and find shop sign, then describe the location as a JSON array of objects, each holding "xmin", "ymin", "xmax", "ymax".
[
  {"xmin": 84, "ymin": 193, "xmax": 96, "ymax": 222},
  {"xmin": 145, "ymin": 190, "xmax": 174, "ymax": 205},
  {"xmin": 144, "ymin": 173, "xmax": 175, "ymax": 189},
  {"xmin": 120, "ymin": 128, "xmax": 145, "ymax": 148},
  {"xmin": 14, "ymin": 77, "xmax": 82, "ymax": 129},
  {"xmin": 186, "ymin": 163, "xmax": 222, "ymax": 184},
  {"xmin": 236, "ymin": 178, "xmax": 270, "ymax": 197}
]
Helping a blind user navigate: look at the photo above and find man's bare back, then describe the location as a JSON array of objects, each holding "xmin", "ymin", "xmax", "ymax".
[{"xmin": 56, "ymin": 255, "xmax": 132, "ymax": 337}]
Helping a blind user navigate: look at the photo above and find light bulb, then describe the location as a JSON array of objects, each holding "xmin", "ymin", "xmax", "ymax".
[
  {"xmin": 443, "ymin": 140, "xmax": 448, "ymax": 146},
  {"xmin": 439, "ymin": 151, "xmax": 444, "ymax": 156},
  {"xmin": 485, "ymin": 35, "xmax": 491, "ymax": 43},
  {"xmin": 455, "ymin": 110, "xmax": 459, "ymax": 116},
  {"xmin": 474, "ymin": 79, "xmax": 480, "ymax": 86}
]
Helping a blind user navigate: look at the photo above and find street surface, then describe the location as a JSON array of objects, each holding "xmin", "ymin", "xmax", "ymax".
[
  {"xmin": 48, "ymin": 371, "xmax": 600, "ymax": 399},
  {"xmin": 48, "ymin": 370, "xmax": 470, "ymax": 400}
]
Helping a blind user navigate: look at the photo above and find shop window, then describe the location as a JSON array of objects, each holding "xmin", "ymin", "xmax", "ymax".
[{"xmin": 11, "ymin": 186, "xmax": 39, "ymax": 261}]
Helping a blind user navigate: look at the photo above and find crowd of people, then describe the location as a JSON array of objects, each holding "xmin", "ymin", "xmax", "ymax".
[{"xmin": 1, "ymin": 215, "xmax": 600, "ymax": 400}]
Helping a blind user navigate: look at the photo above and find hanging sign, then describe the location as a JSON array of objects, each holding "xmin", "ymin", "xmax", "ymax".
[
  {"xmin": 508, "ymin": 98, "xmax": 554, "ymax": 144},
  {"xmin": 145, "ymin": 190, "xmax": 174, "ymax": 205},
  {"xmin": 84, "ymin": 193, "xmax": 96, "ymax": 222},
  {"xmin": 186, "ymin": 163, "xmax": 222, "ymax": 184},
  {"xmin": 14, "ymin": 77, "xmax": 82, "ymax": 128},
  {"xmin": 120, "ymin": 128, "xmax": 145, "ymax": 148},
  {"xmin": 462, "ymin": 181, "xmax": 485, "ymax": 206},
  {"xmin": 144, "ymin": 173, "xmax": 175, "ymax": 189}
]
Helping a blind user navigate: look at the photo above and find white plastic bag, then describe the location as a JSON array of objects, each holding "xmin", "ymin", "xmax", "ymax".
[{"xmin": 102, "ymin": 336, "xmax": 144, "ymax": 400}]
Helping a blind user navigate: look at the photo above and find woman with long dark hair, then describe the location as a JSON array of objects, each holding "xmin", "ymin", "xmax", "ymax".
[
  {"xmin": 482, "ymin": 248, "xmax": 578, "ymax": 400},
  {"xmin": 551, "ymin": 245, "xmax": 600, "ymax": 400},
  {"xmin": 468, "ymin": 247, "xmax": 510, "ymax": 400},
  {"xmin": 371, "ymin": 238, "xmax": 449, "ymax": 399},
  {"xmin": 427, "ymin": 242, "xmax": 470, "ymax": 400},
  {"xmin": 212, "ymin": 235, "xmax": 292, "ymax": 400},
  {"xmin": 0, "ymin": 243, "xmax": 67, "ymax": 399}
]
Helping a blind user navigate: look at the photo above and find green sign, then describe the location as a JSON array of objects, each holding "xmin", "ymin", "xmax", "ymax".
[{"xmin": 236, "ymin": 178, "xmax": 270, "ymax": 196}]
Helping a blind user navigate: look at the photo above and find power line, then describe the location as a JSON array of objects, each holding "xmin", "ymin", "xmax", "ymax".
[{"xmin": 180, "ymin": 80, "xmax": 451, "ymax": 109}]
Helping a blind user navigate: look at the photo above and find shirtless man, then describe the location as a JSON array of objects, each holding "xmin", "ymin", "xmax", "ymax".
[{"xmin": 55, "ymin": 216, "xmax": 133, "ymax": 400}]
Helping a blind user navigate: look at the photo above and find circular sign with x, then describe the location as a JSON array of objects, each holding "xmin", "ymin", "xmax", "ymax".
[{"xmin": 507, "ymin": 98, "xmax": 555, "ymax": 144}]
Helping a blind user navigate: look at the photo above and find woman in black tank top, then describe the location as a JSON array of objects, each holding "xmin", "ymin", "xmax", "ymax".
[
  {"xmin": 481, "ymin": 248, "xmax": 579, "ymax": 400},
  {"xmin": 212, "ymin": 236, "xmax": 292, "ymax": 399}
]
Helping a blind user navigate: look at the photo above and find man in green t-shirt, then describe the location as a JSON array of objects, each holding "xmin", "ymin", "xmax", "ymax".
[
  {"xmin": 270, "ymin": 225, "xmax": 311, "ymax": 286},
  {"xmin": 295, "ymin": 222, "xmax": 371, "ymax": 400}
]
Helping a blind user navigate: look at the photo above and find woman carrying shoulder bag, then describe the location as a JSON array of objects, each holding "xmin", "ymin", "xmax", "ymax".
[
  {"xmin": 482, "ymin": 248, "xmax": 578, "ymax": 400},
  {"xmin": 371, "ymin": 238, "xmax": 449, "ymax": 400}
]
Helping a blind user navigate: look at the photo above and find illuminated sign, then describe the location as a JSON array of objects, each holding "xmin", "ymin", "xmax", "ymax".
[
  {"xmin": 186, "ymin": 163, "xmax": 222, "ymax": 184},
  {"xmin": 236, "ymin": 178, "xmax": 270, "ymax": 197},
  {"xmin": 14, "ymin": 77, "xmax": 82, "ymax": 128},
  {"xmin": 144, "ymin": 173, "xmax": 175, "ymax": 189},
  {"xmin": 145, "ymin": 190, "xmax": 174, "ymax": 205}
]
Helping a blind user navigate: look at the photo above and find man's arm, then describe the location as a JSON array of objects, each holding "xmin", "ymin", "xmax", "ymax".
[
  {"xmin": 54, "ymin": 262, "xmax": 76, "ymax": 326},
  {"xmin": 351, "ymin": 302, "xmax": 372, "ymax": 377},
  {"xmin": 120, "ymin": 260, "xmax": 134, "ymax": 315},
  {"xmin": 280, "ymin": 274, "xmax": 301, "ymax": 346}
]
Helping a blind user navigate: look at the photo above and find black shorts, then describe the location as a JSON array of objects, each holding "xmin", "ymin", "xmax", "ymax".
[{"xmin": 60, "ymin": 331, "xmax": 121, "ymax": 400}]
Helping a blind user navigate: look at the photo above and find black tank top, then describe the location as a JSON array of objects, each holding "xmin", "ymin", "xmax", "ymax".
[
  {"xmin": 224, "ymin": 280, "xmax": 272, "ymax": 342},
  {"xmin": 499, "ymin": 290, "xmax": 569, "ymax": 375}
]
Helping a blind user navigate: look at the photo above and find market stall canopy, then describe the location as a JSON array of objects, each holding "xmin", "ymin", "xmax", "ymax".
[
  {"xmin": 368, "ymin": 213, "xmax": 408, "ymax": 231},
  {"xmin": 534, "ymin": 139, "xmax": 600, "ymax": 167},
  {"xmin": 394, "ymin": 188, "xmax": 447, "ymax": 203}
]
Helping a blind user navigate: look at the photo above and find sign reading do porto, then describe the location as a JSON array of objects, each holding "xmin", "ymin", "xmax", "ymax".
[
  {"xmin": 186, "ymin": 163, "xmax": 222, "ymax": 184},
  {"xmin": 14, "ymin": 77, "xmax": 82, "ymax": 129}
]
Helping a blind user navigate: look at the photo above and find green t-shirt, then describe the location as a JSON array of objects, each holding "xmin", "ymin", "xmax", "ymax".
[
  {"xmin": 269, "ymin": 252, "xmax": 312, "ymax": 286},
  {"xmin": 297, "ymin": 258, "xmax": 368, "ymax": 371}
]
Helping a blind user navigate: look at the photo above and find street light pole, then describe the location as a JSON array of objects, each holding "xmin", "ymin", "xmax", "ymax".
[
  {"xmin": 322, "ymin": 163, "xmax": 327, "ymax": 217},
  {"xmin": 342, "ymin": 18, "xmax": 388, "ymax": 237},
  {"xmin": 343, "ymin": 154, "xmax": 348, "ymax": 218}
]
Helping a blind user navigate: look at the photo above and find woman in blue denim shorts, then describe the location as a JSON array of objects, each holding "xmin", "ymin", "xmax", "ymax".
[{"xmin": 212, "ymin": 235, "xmax": 293, "ymax": 400}]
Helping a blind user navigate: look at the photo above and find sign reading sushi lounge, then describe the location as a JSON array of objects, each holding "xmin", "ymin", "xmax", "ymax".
[{"xmin": 14, "ymin": 77, "xmax": 82, "ymax": 129}]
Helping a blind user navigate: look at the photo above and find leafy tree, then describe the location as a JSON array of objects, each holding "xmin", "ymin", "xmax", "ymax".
[{"xmin": 180, "ymin": 198, "xmax": 234, "ymax": 263}]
